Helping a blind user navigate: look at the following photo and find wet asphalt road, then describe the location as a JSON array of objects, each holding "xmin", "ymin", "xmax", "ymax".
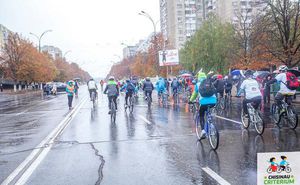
[{"xmin": 0, "ymin": 89, "xmax": 300, "ymax": 185}]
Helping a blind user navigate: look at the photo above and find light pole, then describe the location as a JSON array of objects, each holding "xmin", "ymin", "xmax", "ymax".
[
  {"xmin": 139, "ymin": 11, "xmax": 159, "ymax": 74},
  {"xmin": 63, "ymin": 50, "xmax": 72, "ymax": 58},
  {"xmin": 29, "ymin": 29, "xmax": 52, "ymax": 52}
]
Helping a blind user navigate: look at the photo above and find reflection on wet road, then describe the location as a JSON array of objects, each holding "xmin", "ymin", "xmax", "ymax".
[{"xmin": 1, "ymin": 91, "xmax": 299, "ymax": 185}]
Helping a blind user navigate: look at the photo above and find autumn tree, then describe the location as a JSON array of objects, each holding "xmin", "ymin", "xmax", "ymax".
[{"xmin": 261, "ymin": 0, "xmax": 300, "ymax": 67}]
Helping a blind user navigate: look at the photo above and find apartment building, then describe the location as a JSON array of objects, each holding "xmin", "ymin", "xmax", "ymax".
[
  {"xmin": 160, "ymin": 0, "xmax": 205, "ymax": 49},
  {"xmin": 41, "ymin": 45, "xmax": 62, "ymax": 60}
]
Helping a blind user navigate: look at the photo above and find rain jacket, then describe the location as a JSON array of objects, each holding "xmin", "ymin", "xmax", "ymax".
[
  {"xmin": 120, "ymin": 82, "xmax": 137, "ymax": 93},
  {"xmin": 66, "ymin": 81, "xmax": 75, "ymax": 96},
  {"xmin": 143, "ymin": 80, "xmax": 154, "ymax": 92},
  {"xmin": 190, "ymin": 77, "xmax": 217, "ymax": 105},
  {"xmin": 155, "ymin": 78, "xmax": 166, "ymax": 92},
  {"xmin": 104, "ymin": 80, "xmax": 119, "ymax": 97}
]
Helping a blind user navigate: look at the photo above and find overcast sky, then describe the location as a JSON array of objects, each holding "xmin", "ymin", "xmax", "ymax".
[{"xmin": 0, "ymin": 0, "xmax": 160, "ymax": 78}]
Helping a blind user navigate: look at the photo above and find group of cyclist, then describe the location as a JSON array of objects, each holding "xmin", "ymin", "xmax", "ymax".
[{"xmin": 85, "ymin": 65, "xmax": 298, "ymax": 137}]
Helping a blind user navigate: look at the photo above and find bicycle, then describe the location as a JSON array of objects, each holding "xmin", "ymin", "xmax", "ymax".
[
  {"xmin": 158, "ymin": 90, "xmax": 168, "ymax": 106},
  {"xmin": 173, "ymin": 89, "xmax": 179, "ymax": 105},
  {"xmin": 192, "ymin": 103, "xmax": 219, "ymax": 150},
  {"xmin": 224, "ymin": 92, "xmax": 231, "ymax": 109},
  {"xmin": 128, "ymin": 95, "xmax": 134, "ymax": 113},
  {"xmin": 145, "ymin": 92, "xmax": 152, "ymax": 108},
  {"xmin": 110, "ymin": 99, "xmax": 117, "ymax": 123},
  {"xmin": 216, "ymin": 93, "xmax": 225, "ymax": 111},
  {"xmin": 271, "ymin": 97, "xmax": 298, "ymax": 129},
  {"xmin": 91, "ymin": 91, "xmax": 97, "ymax": 109},
  {"xmin": 240, "ymin": 100, "xmax": 265, "ymax": 135}
]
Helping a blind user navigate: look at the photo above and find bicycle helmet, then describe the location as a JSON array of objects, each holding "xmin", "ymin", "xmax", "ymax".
[
  {"xmin": 109, "ymin": 76, "xmax": 115, "ymax": 80},
  {"xmin": 126, "ymin": 79, "xmax": 130, "ymax": 83},
  {"xmin": 278, "ymin": 65, "xmax": 288, "ymax": 72},
  {"xmin": 217, "ymin": 74, "xmax": 223, "ymax": 79},
  {"xmin": 244, "ymin": 70, "xmax": 254, "ymax": 77}
]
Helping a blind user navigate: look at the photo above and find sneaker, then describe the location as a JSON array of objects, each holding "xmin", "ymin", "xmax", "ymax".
[{"xmin": 200, "ymin": 130, "xmax": 206, "ymax": 140}]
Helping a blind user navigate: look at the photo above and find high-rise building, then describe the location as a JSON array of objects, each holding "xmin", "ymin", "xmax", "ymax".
[
  {"xmin": 160, "ymin": 0, "xmax": 205, "ymax": 49},
  {"xmin": 123, "ymin": 46, "xmax": 138, "ymax": 59},
  {"xmin": 41, "ymin": 45, "xmax": 62, "ymax": 60},
  {"xmin": 159, "ymin": 0, "xmax": 266, "ymax": 49}
]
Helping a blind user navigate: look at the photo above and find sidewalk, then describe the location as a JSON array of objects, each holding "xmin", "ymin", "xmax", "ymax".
[{"xmin": 0, "ymin": 89, "xmax": 42, "ymax": 95}]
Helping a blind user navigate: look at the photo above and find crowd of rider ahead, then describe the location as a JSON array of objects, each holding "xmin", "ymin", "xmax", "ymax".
[{"xmin": 83, "ymin": 65, "xmax": 298, "ymax": 128}]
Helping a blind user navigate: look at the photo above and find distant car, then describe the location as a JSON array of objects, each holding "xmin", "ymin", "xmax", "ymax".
[
  {"xmin": 43, "ymin": 82, "xmax": 66, "ymax": 94},
  {"xmin": 55, "ymin": 82, "xmax": 67, "ymax": 93}
]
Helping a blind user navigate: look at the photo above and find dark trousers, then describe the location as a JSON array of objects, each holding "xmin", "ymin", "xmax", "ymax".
[
  {"xmin": 68, "ymin": 95, "xmax": 73, "ymax": 108},
  {"xmin": 145, "ymin": 91, "xmax": 152, "ymax": 102},
  {"xmin": 125, "ymin": 92, "xmax": 133, "ymax": 105},
  {"xmin": 89, "ymin": 89, "xmax": 97, "ymax": 99},
  {"xmin": 275, "ymin": 93, "xmax": 293, "ymax": 106},
  {"xmin": 108, "ymin": 95, "xmax": 117, "ymax": 110},
  {"xmin": 263, "ymin": 88, "xmax": 270, "ymax": 103},
  {"xmin": 199, "ymin": 104, "xmax": 216, "ymax": 129},
  {"xmin": 243, "ymin": 97, "xmax": 261, "ymax": 114}
]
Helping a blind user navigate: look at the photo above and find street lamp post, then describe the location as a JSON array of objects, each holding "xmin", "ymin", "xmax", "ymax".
[
  {"xmin": 29, "ymin": 29, "xmax": 52, "ymax": 52},
  {"xmin": 139, "ymin": 11, "xmax": 159, "ymax": 75},
  {"xmin": 63, "ymin": 50, "xmax": 72, "ymax": 59}
]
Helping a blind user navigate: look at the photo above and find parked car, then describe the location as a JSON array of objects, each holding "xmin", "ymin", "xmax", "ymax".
[{"xmin": 43, "ymin": 82, "xmax": 67, "ymax": 94}]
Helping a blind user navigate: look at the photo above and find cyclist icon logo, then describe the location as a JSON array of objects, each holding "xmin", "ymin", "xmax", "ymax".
[{"xmin": 267, "ymin": 156, "xmax": 292, "ymax": 173}]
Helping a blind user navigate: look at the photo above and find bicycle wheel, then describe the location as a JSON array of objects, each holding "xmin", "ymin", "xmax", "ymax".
[
  {"xmin": 287, "ymin": 106, "xmax": 298, "ymax": 129},
  {"xmin": 92, "ymin": 92, "xmax": 96, "ymax": 109},
  {"xmin": 111, "ymin": 102, "xmax": 116, "ymax": 123},
  {"xmin": 147, "ymin": 95, "xmax": 151, "ymax": 108},
  {"xmin": 195, "ymin": 113, "xmax": 202, "ymax": 140},
  {"xmin": 241, "ymin": 111, "xmax": 250, "ymax": 129},
  {"xmin": 220, "ymin": 98, "xmax": 225, "ymax": 110},
  {"xmin": 271, "ymin": 103, "xmax": 282, "ymax": 127},
  {"xmin": 208, "ymin": 122, "xmax": 219, "ymax": 150},
  {"xmin": 129, "ymin": 97, "xmax": 134, "ymax": 113},
  {"xmin": 254, "ymin": 110, "xmax": 264, "ymax": 135}
]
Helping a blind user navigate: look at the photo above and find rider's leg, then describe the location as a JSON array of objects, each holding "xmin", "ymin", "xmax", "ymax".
[
  {"xmin": 275, "ymin": 93, "xmax": 284, "ymax": 108},
  {"xmin": 252, "ymin": 97, "xmax": 262, "ymax": 110},
  {"xmin": 113, "ymin": 96, "xmax": 118, "ymax": 110},
  {"xmin": 108, "ymin": 96, "xmax": 112, "ymax": 110},
  {"xmin": 286, "ymin": 95, "xmax": 293, "ymax": 105},
  {"xmin": 125, "ymin": 93, "xmax": 129, "ymax": 105},
  {"xmin": 199, "ymin": 105, "xmax": 208, "ymax": 138},
  {"xmin": 243, "ymin": 99, "xmax": 250, "ymax": 115}
]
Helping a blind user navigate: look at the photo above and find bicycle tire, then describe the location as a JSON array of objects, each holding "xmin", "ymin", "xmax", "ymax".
[
  {"xmin": 271, "ymin": 103, "xmax": 281, "ymax": 127},
  {"xmin": 147, "ymin": 95, "xmax": 151, "ymax": 108},
  {"xmin": 254, "ymin": 110, "xmax": 264, "ymax": 135},
  {"xmin": 241, "ymin": 111, "xmax": 250, "ymax": 129},
  {"xmin": 129, "ymin": 97, "xmax": 134, "ymax": 113},
  {"xmin": 208, "ymin": 122, "xmax": 219, "ymax": 150},
  {"xmin": 195, "ymin": 113, "xmax": 202, "ymax": 140},
  {"xmin": 110, "ymin": 102, "xmax": 116, "ymax": 123},
  {"xmin": 287, "ymin": 106, "xmax": 298, "ymax": 129}
]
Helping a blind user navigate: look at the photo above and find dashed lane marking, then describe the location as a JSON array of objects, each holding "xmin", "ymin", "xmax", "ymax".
[
  {"xmin": 138, "ymin": 115, "xmax": 152, "ymax": 125},
  {"xmin": 202, "ymin": 167, "xmax": 231, "ymax": 185},
  {"xmin": 215, "ymin": 115, "xmax": 242, "ymax": 125}
]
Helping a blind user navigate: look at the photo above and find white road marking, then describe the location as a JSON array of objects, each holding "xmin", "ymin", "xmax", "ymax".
[
  {"xmin": 202, "ymin": 167, "xmax": 231, "ymax": 185},
  {"xmin": 138, "ymin": 115, "xmax": 152, "ymax": 125},
  {"xmin": 215, "ymin": 115, "xmax": 242, "ymax": 125},
  {"xmin": 1, "ymin": 96, "xmax": 88, "ymax": 185}
]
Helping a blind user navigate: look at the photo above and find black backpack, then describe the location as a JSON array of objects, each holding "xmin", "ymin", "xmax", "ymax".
[{"xmin": 199, "ymin": 79, "xmax": 216, "ymax": 97}]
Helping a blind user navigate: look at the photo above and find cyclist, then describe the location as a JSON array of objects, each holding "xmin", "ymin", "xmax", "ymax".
[
  {"xmin": 224, "ymin": 75, "xmax": 233, "ymax": 97},
  {"xmin": 156, "ymin": 77, "xmax": 167, "ymax": 98},
  {"xmin": 120, "ymin": 79, "xmax": 136, "ymax": 108},
  {"xmin": 87, "ymin": 78, "xmax": 98, "ymax": 101},
  {"xmin": 100, "ymin": 80, "xmax": 104, "ymax": 92},
  {"xmin": 213, "ymin": 74, "xmax": 225, "ymax": 98},
  {"xmin": 237, "ymin": 70, "xmax": 262, "ymax": 117},
  {"xmin": 143, "ymin": 77, "xmax": 154, "ymax": 102},
  {"xmin": 171, "ymin": 77, "xmax": 180, "ymax": 101},
  {"xmin": 104, "ymin": 76, "xmax": 119, "ymax": 114},
  {"xmin": 189, "ymin": 72, "xmax": 217, "ymax": 139},
  {"xmin": 66, "ymin": 80, "xmax": 75, "ymax": 110},
  {"xmin": 266, "ymin": 65, "xmax": 297, "ymax": 109},
  {"xmin": 74, "ymin": 79, "xmax": 79, "ymax": 97}
]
